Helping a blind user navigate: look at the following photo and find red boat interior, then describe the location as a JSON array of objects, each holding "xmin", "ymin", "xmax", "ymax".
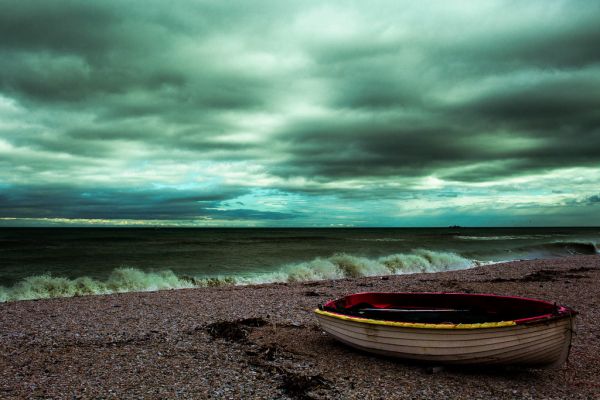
[{"xmin": 320, "ymin": 292, "xmax": 576, "ymax": 325}]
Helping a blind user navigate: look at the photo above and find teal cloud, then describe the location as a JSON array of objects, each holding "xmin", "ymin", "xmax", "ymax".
[{"xmin": 1, "ymin": 0, "xmax": 599, "ymax": 225}]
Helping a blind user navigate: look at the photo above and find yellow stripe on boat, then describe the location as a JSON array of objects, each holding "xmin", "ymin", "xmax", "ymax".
[{"xmin": 314, "ymin": 309, "xmax": 517, "ymax": 329}]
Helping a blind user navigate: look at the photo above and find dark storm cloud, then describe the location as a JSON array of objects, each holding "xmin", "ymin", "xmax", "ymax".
[
  {"xmin": 0, "ymin": 2, "xmax": 117, "ymax": 53},
  {"xmin": 3, "ymin": 1, "xmax": 598, "ymax": 173},
  {"xmin": 464, "ymin": 75, "xmax": 600, "ymax": 128},
  {"xmin": 275, "ymin": 117, "xmax": 475, "ymax": 179},
  {"xmin": 1, "ymin": 1, "xmax": 600, "ymax": 224},
  {"xmin": 279, "ymin": 72, "xmax": 600, "ymax": 183},
  {"xmin": 0, "ymin": 185, "xmax": 295, "ymax": 221},
  {"xmin": 266, "ymin": 1, "xmax": 600, "ymax": 184},
  {"xmin": 440, "ymin": 13, "xmax": 600, "ymax": 70},
  {"xmin": 587, "ymin": 195, "xmax": 600, "ymax": 204},
  {"xmin": 0, "ymin": 0, "xmax": 274, "ymax": 111}
]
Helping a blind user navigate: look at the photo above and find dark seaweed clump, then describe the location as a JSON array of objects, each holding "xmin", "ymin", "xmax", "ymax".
[{"xmin": 206, "ymin": 317, "xmax": 268, "ymax": 342}]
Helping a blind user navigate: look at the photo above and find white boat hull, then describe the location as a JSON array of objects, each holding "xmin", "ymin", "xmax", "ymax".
[{"xmin": 315, "ymin": 311, "xmax": 574, "ymax": 368}]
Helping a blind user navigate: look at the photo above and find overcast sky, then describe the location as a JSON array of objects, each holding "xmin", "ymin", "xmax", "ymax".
[{"xmin": 1, "ymin": 0, "xmax": 599, "ymax": 227}]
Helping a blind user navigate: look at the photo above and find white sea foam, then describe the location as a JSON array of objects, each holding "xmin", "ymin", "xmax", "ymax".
[
  {"xmin": 0, "ymin": 268, "xmax": 195, "ymax": 302},
  {"xmin": 455, "ymin": 234, "xmax": 572, "ymax": 241},
  {"xmin": 350, "ymin": 238, "xmax": 406, "ymax": 242},
  {"xmin": 456, "ymin": 235, "xmax": 531, "ymax": 241},
  {"xmin": 0, "ymin": 250, "xmax": 475, "ymax": 302}
]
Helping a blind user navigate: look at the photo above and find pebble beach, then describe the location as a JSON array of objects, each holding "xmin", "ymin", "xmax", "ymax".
[{"xmin": 1, "ymin": 255, "xmax": 599, "ymax": 399}]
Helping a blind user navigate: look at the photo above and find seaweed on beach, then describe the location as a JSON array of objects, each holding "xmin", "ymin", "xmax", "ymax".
[
  {"xmin": 246, "ymin": 344, "xmax": 331, "ymax": 400},
  {"xmin": 280, "ymin": 370, "xmax": 329, "ymax": 400},
  {"xmin": 205, "ymin": 317, "xmax": 268, "ymax": 342},
  {"xmin": 488, "ymin": 267, "xmax": 592, "ymax": 283},
  {"xmin": 303, "ymin": 290, "xmax": 322, "ymax": 297}
]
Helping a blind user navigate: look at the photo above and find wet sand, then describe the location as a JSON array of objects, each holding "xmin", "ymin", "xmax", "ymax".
[{"xmin": 1, "ymin": 255, "xmax": 599, "ymax": 399}]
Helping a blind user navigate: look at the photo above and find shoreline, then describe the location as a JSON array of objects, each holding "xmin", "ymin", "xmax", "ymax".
[{"xmin": 1, "ymin": 255, "xmax": 599, "ymax": 398}]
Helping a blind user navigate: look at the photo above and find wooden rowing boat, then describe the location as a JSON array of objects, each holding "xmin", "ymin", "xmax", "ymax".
[{"xmin": 314, "ymin": 292, "xmax": 576, "ymax": 368}]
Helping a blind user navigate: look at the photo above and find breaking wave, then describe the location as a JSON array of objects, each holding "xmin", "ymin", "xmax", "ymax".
[
  {"xmin": 350, "ymin": 238, "xmax": 406, "ymax": 242},
  {"xmin": 515, "ymin": 241, "xmax": 599, "ymax": 256},
  {"xmin": 0, "ymin": 268, "xmax": 196, "ymax": 303},
  {"xmin": 0, "ymin": 250, "xmax": 475, "ymax": 302},
  {"xmin": 456, "ymin": 235, "xmax": 540, "ymax": 241}
]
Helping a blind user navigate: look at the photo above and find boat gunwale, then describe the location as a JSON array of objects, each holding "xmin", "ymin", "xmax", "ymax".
[{"xmin": 316, "ymin": 292, "xmax": 577, "ymax": 330}]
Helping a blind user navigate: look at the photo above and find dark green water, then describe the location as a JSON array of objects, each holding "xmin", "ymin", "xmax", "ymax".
[{"xmin": 1, "ymin": 227, "xmax": 598, "ymax": 301}]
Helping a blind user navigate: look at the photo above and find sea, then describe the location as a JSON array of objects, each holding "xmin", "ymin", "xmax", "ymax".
[{"xmin": 1, "ymin": 227, "xmax": 598, "ymax": 302}]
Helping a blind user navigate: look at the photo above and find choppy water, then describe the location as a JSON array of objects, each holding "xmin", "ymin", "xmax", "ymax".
[{"xmin": 1, "ymin": 227, "xmax": 598, "ymax": 302}]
